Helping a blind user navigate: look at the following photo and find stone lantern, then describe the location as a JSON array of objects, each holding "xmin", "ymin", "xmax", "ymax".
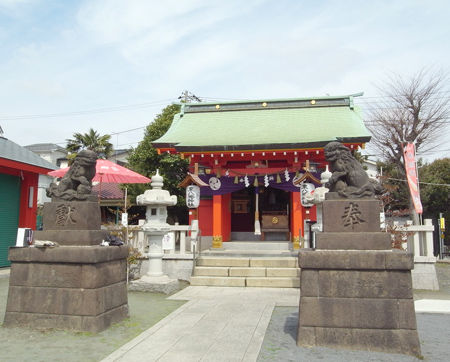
[{"xmin": 134, "ymin": 170, "xmax": 178, "ymax": 293}]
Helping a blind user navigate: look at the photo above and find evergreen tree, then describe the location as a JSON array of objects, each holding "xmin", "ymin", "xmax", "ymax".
[{"xmin": 127, "ymin": 104, "xmax": 189, "ymax": 223}]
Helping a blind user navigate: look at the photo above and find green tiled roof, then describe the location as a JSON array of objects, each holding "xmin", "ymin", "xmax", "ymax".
[
  {"xmin": 0, "ymin": 137, "xmax": 56, "ymax": 171},
  {"xmin": 153, "ymin": 94, "xmax": 371, "ymax": 152}
]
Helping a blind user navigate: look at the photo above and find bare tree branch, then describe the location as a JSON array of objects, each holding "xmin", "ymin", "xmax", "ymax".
[{"xmin": 365, "ymin": 68, "xmax": 450, "ymax": 168}]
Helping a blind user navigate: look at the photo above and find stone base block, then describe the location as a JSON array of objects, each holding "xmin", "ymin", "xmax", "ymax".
[
  {"xmin": 42, "ymin": 201, "xmax": 101, "ymax": 230},
  {"xmin": 322, "ymin": 198, "xmax": 381, "ymax": 232},
  {"xmin": 300, "ymin": 269, "xmax": 413, "ymax": 299},
  {"xmin": 412, "ymin": 260, "xmax": 440, "ymax": 290},
  {"xmin": 4, "ymin": 246, "xmax": 128, "ymax": 332},
  {"xmin": 128, "ymin": 275, "xmax": 180, "ymax": 294},
  {"xmin": 4, "ymin": 305, "xmax": 129, "ymax": 333},
  {"xmin": 298, "ymin": 248, "xmax": 421, "ymax": 356},
  {"xmin": 315, "ymin": 232, "xmax": 391, "ymax": 250},
  {"xmin": 299, "ymin": 249, "xmax": 414, "ymax": 270},
  {"xmin": 299, "ymin": 297, "xmax": 416, "ymax": 329},
  {"xmin": 34, "ymin": 230, "xmax": 108, "ymax": 246},
  {"xmin": 297, "ymin": 326, "xmax": 421, "ymax": 357}
]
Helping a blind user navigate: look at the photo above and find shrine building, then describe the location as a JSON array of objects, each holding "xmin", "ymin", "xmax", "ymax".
[{"xmin": 153, "ymin": 94, "xmax": 371, "ymax": 248}]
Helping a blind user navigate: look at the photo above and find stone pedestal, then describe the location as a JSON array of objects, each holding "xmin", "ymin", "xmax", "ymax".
[
  {"xmin": 34, "ymin": 201, "xmax": 108, "ymax": 246},
  {"xmin": 4, "ymin": 246, "xmax": 129, "ymax": 332},
  {"xmin": 297, "ymin": 196, "xmax": 421, "ymax": 357}
]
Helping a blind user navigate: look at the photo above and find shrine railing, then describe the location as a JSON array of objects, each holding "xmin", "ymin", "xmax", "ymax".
[
  {"xmin": 124, "ymin": 221, "xmax": 198, "ymax": 256},
  {"xmin": 392, "ymin": 219, "xmax": 435, "ymax": 261}
]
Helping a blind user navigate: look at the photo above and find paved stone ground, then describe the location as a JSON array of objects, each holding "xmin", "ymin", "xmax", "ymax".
[
  {"xmin": 0, "ymin": 275, "xmax": 186, "ymax": 362},
  {"xmin": 258, "ymin": 262, "xmax": 450, "ymax": 362},
  {"xmin": 102, "ymin": 286, "xmax": 300, "ymax": 362},
  {"xmin": 1, "ymin": 262, "xmax": 450, "ymax": 361}
]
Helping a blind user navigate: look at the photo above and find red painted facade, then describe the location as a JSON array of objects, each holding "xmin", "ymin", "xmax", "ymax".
[
  {"xmin": 0, "ymin": 159, "xmax": 51, "ymax": 229},
  {"xmin": 175, "ymin": 147, "xmax": 364, "ymax": 243}
]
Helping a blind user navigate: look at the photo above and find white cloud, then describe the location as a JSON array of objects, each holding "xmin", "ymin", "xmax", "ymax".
[
  {"xmin": 0, "ymin": 0, "xmax": 38, "ymax": 16},
  {"xmin": 76, "ymin": 0, "xmax": 265, "ymax": 63}
]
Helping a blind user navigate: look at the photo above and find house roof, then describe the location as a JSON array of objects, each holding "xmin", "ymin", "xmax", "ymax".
[
  {"xmin": 110, "ymin": 149, "xmax": 130, "ymax": 156},
  {"xmin": 24, "ymin": 143, "xmax": 67, "ymax": 154},
  {"xmin": 0, "ymin": 137, "xmax": 56, "ymax": 171},
  {"xmin": 92, "ymin": 182, "xmax": 124, "ymax": 200},
  {"xmin": 153, "ymin": 94, "xmax": 371, "ymax": 152}
]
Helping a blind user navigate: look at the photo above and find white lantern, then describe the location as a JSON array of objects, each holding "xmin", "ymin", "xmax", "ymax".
[
  {"xmin": 300, "ymin": 182, "xmax": 315, "ymax": 208},
  {"xmin": 186, "ymin": 185, "xmax": 200, "ymax": 208}
]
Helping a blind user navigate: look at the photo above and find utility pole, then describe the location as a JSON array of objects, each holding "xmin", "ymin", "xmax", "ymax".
[{"xmin": 178, "ymin": 90, "xmax": 201, "ymax": 103}]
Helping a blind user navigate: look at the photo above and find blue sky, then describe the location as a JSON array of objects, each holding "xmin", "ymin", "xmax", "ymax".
[{"xmin": 0, "ymin": 0, "xmax": 449, "ymax": 160}]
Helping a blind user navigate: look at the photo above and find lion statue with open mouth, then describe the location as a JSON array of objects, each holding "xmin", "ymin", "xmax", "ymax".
[{"xmin": 324, "ymin": 141, "xmax": 383, "ymax": 198}]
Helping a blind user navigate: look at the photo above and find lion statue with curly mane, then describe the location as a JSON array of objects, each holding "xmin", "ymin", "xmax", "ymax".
[
  {"xmin": 324, "ymin": 141, "xmax": 383, "ymax": 198},
  {"xmin": 47, "ymin": 150, "xmax": 97, "ymax": 201}
]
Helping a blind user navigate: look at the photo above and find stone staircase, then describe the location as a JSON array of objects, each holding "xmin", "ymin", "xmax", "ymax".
[{"xmin": 190, "ymin": 242, "xmax": 300, "ymax": 288}]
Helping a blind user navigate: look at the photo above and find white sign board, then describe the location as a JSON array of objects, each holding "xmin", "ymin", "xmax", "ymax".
[
  {"xmin": 121, "ymin": 212, "xmax": 128, "ymax": 227},
  {"xmin": 162, "ymin": 233, "xmax": 175, "ymax": 250}
]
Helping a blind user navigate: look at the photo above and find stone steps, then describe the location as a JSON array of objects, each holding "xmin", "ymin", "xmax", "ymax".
[
  {"xmin": 191, "ymin": 256, "xmax": 300, "ymax": 288},
  {"xmin": 220, "ymin": 241, "xmax": 292, "ymax": 250}
]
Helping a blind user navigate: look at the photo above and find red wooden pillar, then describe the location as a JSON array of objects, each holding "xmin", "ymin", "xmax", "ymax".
[
  {"xmin": 291, "ymin": 191, "xmax": 303, "ymax": 249},
  {"xmin": 212, "ymin": 194, "xmax": 223, "ymax": 248}
]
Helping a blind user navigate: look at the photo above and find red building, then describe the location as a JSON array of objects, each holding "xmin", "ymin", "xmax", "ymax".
[
  {"xmin": 0, "ymin": 135, "xmax": 55, "ymax": 266},
  {"xmin": 153, "ymin": 95, "xmax": 371, "ymax": 248}
]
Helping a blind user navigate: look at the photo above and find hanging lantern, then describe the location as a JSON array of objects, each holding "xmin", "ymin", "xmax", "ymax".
[
  {"xmin": 300, "ymin": 182, "xmax": 315, "ymax": 207},
  {"xmin": 186, "ymin": 185, "xmax": 200, "ymax": 209}
]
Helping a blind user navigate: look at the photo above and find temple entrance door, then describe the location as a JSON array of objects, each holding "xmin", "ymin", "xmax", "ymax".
[
  {"xmin": 259, "ymin": 187, "xmax": 291, "ymax": 241},
  {"xmin": 231, "ymin": 187, "xmax": 255, "ymax": 233},
  {"xmin": 231, "ymin": 187, "xmax": 291, "ymax": 241}
]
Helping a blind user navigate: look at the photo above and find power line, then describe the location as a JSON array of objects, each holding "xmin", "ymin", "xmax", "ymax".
[
  {"xmin": 385, "ymin": 177, "xmax": 450, "ymax": 187},
  {"xmin": 110, "ymin": 126, "xmax": 146, "ymax": 136},
  {"xmin": 0, "ymin": 98, "xmax": 176, "ymax": 121}
]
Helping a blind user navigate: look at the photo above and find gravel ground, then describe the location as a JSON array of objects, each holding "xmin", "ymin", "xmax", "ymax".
[
  {"xmin": 258, "ymin": 262, "xmax": 450, "ymax": 362},
  {"xmin": 0, "ymin": 277, "xmax": 186, "ymax": 362}
]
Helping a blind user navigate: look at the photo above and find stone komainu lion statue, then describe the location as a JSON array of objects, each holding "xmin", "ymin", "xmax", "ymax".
[
  {"xmin": 47, "ymin": 150, "xmax": 97, "ymax": 201},
  {"xmin": 324, "ymin": 141, "xmax": 383, "ymax": 198}
]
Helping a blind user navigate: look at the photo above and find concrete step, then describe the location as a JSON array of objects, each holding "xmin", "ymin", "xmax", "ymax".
[
  {"xmin": 221, "ymin": 241, "xmax": 291, "ymax": 251},
  {"xmin": 246, "ymin": 277, "xmax": 300, "ymax": 288},
  {"xmin": 196, "ymin": 256, "xmax": 299, "ymax": 268},
  {"xmin": 194, "ymin": 266, "xmax": 300, "ymax": 278},
  {"xmin": 197, "ymin": 257, "xmax": 250, "ymax": 267},
  {"xmin": 190, "ymin": 276, "xmax": 246, "ymax": 287},
  {"xmin": 201, "ymin": 249, "xmax": 297, "ymax": 257},
  {"xmin": 190, "ymin": 275, "xmax": 300, "ymax": 288},
  {"xmin": 194, "ymin": 266, "xmax": 229, "ymax": 276}
]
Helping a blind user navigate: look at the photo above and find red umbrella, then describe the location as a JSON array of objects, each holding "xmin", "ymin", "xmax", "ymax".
[
  {"xmin": 48, "ymin": 159, "xmax": 150, "ymax": 209},
  {"xmin": 48, "ymin": 159, "xmax": 150, "ymax": 184}
]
